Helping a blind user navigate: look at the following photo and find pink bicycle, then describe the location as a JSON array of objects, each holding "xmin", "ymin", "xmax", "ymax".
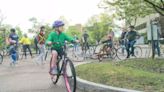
[{"xmin": 49, "ymin": 43, "xmax": 76, "ymax": 92}]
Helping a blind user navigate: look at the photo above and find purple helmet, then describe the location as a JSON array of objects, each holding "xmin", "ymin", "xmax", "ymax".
[{"xmin": 52, "ymin": 20, "xmax": 65, "ymax": 28}]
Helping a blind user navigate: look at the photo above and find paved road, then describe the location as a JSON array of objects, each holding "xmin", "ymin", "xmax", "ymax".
[{"xmin": 0, "ymin": 55, "xmax": 82, "ymax": 92}]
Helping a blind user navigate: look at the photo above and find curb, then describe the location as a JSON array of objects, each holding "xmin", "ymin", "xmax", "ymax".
[
  {"xmin": 75, "ymin": 62, "xmax": 142, "ymax": 92},
  {"xmin": 76, "ymin": 77, "xmax": 141, "ymax": 92}
]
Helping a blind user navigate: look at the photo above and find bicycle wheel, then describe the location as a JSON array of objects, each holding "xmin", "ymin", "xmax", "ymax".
[
  {"xmin": 134, "ymin": 46, "xmax": 142, "ymax": 58},
  {"xmin": 0, "ymin": 54, "xmax": 3, "ymax": 64},
  {"xmin": 97, "ymin": 45, "xmax": 108, "ymax": 62},
  {"xmin": 109, "ymin": 48, "xmax": 117, "ymax": 59},
  {"xmin": 49, "ymin": 58, "xmax": 60, "ymax": 84},
  {"xmin": 116, "ymin": 47, "xmax": 128, "ymax": 60},
  {"xmin": 64, "ymin": 59, "xmax": 76, "ymax": 92},
  {"xmin": 50, "ymin": 57, "xmax": 63, "ymax": 84}
]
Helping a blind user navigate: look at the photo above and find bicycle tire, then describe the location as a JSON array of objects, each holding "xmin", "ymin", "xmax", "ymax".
[
  {"xmin": 64, "ymin": 59, "xmax": 76, "ymax": 92},
  {"xmin": 50, "ymin": 57, "xmax": 64, "ymax": 85},
  {"xmin": 0, "ymin": 54, "xmax": 3, "ymax": 64},
  {"xmin": 97, "ymin": 45, "xmax": 108, "ymax": 62},
  {"xmin": 116, "ymin": 47, "xmax": 128, "ymax": 60},
  {"xmin": 98, "ymin": 45, "xmax": 116, "ymax": 61},
  {"xmin": 97, "ymin": 49, "xmax": 104, "ymax": 62},
  {"xmin": 110, "ymin": 48, "xmax": 117, "ymax": 59},
  {"xmin": 134, "ymin": 46, "xmax": 142, "ymax": 58}
]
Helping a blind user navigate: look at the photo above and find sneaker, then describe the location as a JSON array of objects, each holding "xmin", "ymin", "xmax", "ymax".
[{"xmin": 50, "ymin": 67, "xmax": 58, "ymax": 75}]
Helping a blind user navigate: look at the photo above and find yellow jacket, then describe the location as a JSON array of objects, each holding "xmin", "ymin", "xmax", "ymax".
[{"xmin": 19, "ymin": 37, "xmax": 31, "ymax": 45}]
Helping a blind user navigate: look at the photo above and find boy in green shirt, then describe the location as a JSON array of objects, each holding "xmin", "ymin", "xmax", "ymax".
[{"xmin": 46, "ymin": 20, "xmax": 78, "ymax": 75}]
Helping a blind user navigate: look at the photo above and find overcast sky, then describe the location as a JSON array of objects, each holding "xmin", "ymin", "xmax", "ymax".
[{"xmin": 0, "ymin": 0, "xmax": 104, "ymax": 32}]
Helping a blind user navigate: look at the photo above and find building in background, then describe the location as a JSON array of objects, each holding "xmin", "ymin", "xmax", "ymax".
[{"xmin": 133, "ymin": 13, "xmax": 164, "ymax": 44}]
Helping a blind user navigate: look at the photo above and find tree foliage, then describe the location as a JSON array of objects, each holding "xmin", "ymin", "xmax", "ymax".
[
  {"xmin": 0, "ymin": 10, "xmax": 6, "ymax": 27},
  {"xmin": 143, "ymin": 0, "xmax": 164, "ymax": 16},
  {"xmin": 66, "ymin": 26, "xmax": 81, "ymax": 38},
  {"xmin": 28, "ymin": 17, "xmax": 41, "ymax": 33},
  {"xmin": 103, "ymin": 0, "xmax": 156, "ymax": 26},
  {"xmin": 28, "ymin": 17, "xmax": 52, "ymax": 38},
  {"xmin": 85, "ymin": 13, "xmax": 114, "ymax": 43}
]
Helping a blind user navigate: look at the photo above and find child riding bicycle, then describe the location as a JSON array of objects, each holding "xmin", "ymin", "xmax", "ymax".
[
  {"xmin": 46, "ymin": 20, "xmax": 78, "ymax": 77},
  {"xmin": 8, "ymin": 28, "xmax": 19, "ymax": 66}
]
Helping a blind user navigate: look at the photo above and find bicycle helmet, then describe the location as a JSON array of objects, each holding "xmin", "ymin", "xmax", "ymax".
[{"xmin": 52, "ymin": 20, "xmax": 65, "ymax": 28}]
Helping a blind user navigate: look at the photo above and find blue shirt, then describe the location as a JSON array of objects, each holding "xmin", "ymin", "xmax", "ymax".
[{"xmin": 9, "ymin": 33, "xmax": 19, "ymax": 45}]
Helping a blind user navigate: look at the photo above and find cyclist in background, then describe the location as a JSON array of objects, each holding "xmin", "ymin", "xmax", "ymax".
[
  {"xmin": 101, "ymin": 33, "xmax": 113, "ymax": 50},
  {"xmin": 19, "ymin": 34, "xmax": 33, "ymax": 59},
  {"xmin": 120, "ymin": 27, "xmax": 127, "ymax": 46},
  {"xmin": 8, "ymin": 28, "xmax": 19, "ymax": 66},
  {"xmin": 81, "ymin": 30, "xmax": 89, "ymax": 50},
  {"xmin": 125, "ymin": 26, "xmax": 140, "ymax": 58},
  {"xmin": 36, "ymin": 26, "xmax": 46, "ymax": 64},
  {"xmin": 46, "ymin": 20, "xmax": 78, "ymax": 76},
  {"xmin": 119, "ymin": 27, "xmax": 127, "ymax": 53},
  {"xmin": 73, "ymin": 34, "xmax": 79, "ymax": 52}
]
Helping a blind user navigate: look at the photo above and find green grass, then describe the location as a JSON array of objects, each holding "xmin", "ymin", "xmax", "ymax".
[{"xmin": 76, "ymin": 59, "xmax": 164, "ymax": 92}]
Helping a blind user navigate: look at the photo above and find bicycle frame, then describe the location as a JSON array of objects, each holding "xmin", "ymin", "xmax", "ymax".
[{"xmin": 50, "ymin": 42, "xmax": 76, "ymax": 92}]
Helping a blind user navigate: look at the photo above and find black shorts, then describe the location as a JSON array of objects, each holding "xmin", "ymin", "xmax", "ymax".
[{"xmin": 51, "ymin": 48, "xmax": 64, "ymax": 58}]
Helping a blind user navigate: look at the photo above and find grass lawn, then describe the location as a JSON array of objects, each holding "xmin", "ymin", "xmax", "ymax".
[{"xmin": 76, "ymin": 59, "xmax": 164, "ymax": 92}]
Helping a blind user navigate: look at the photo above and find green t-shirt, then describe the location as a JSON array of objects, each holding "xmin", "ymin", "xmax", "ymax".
[{"xmin": 46, "ymin": 31, "xmax": 74, "ymax": 50}]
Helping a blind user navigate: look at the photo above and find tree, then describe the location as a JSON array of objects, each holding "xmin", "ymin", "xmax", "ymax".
[
  {"xmin": 85, "ymin": 13, "xmax": 114, "ymax": 43},
  {"xmin": 28, "ymin": 17, "xmax": 51, "ymax": 36},
  {"xmin": 143, "ymin": 0, "xmax": 164, "ymax": 16},
  {"xmin": 0, "ymin": 10, "xmax": 6, "ymax": 27},
  {"xmin": 28, "ymin": 17, "xmax": 43, "ymax": 34},
  {"xmin": 0, "ymin": 24, "xmax": 13, "ymax": 48},
  {"xmin": 66, "ymin": 26, "xmax": 81, "ymax": 38},
  {"xmin": 15, "ymin": 26, "xmax": 23, "ymax": 38},
  {"xmin": 102, "ymin": 0, "xmax": 155, "ymax": 26},
  {"xmin": 44, "ymin": 23, "xmax": 52, "ymax": 39}
]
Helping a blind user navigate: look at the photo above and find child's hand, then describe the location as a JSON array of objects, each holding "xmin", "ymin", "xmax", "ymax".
[
  {"xmin": 47, "ymin": 42, "xmax": 52, "ymax": 45},
  {"xmin": 75, "ymin": 40, "xmax": 80, "ymax": 43}
]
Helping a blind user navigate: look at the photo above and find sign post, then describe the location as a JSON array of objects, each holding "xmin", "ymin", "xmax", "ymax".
[{"xmin": 150, "ymin": 20, "xmax": 155, "ymax": 59}]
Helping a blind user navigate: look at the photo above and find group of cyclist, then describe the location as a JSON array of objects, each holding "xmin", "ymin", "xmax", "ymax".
[
  {"xmin": 3, "ymin": 20, "xmax": 77, "ymax": 74},
  {"xmin": 80, "ymin": 25, "xmax": 140, "ymax": 59},
  {"xmin": 2, "ymin": 19, "xmax": 141, "ymax": 75}
]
